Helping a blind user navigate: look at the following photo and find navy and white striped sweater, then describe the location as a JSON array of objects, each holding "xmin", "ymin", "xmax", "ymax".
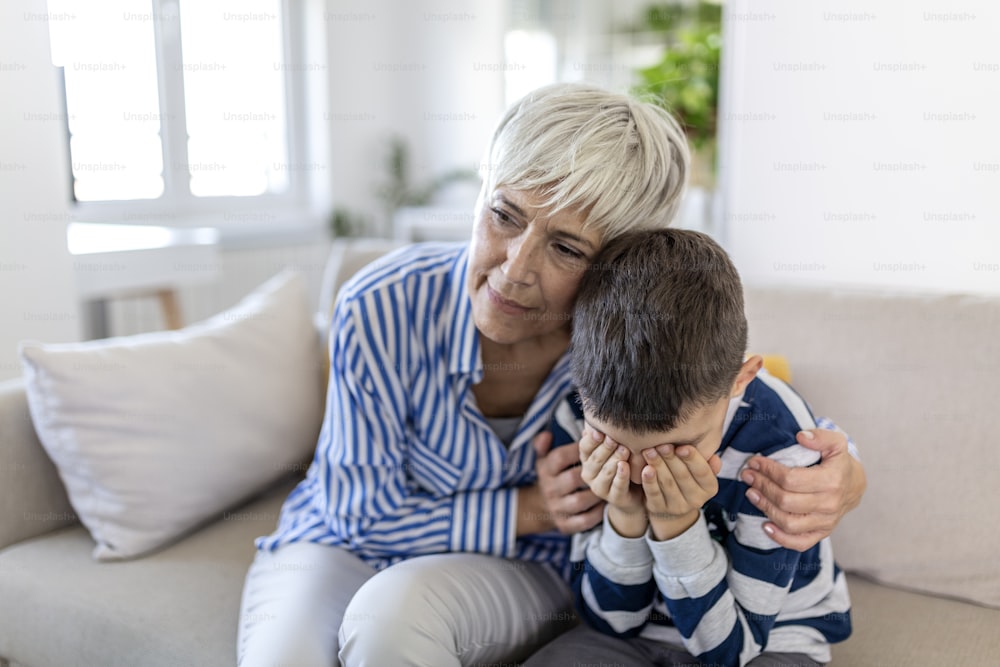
[{"xmin": 550, "ymin": 375, "xmax": 852, "ymax": 665}]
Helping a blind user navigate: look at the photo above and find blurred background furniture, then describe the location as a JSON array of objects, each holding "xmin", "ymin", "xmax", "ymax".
[{"xmin": 68, "ymin": 222, "xmax": 220, "ymax": 339}]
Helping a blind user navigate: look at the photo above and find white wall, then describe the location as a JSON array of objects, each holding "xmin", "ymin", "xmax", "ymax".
[
  {"xmin": 323, "ymin": 0, "xmax": 507, "ymax": 235},
  {"xmin": 718, "ymin": 1, "xmax": 1000, "ymax": 294},
  {"xmin": 0, "ymin": 0, "xmax": 509, "ymax": 373},
  {"xmin": 0, "ymin": 0, "xmax": 82, "ymax": 381}
]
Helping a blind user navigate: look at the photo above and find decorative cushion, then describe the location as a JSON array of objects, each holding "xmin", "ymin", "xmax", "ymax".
[
  {"xmin": 759, "ymin": 354, "xmax": 791, "ymax": 384},
  {"xmin": 18, "ymin": 271, "xmax": 324, "ymax": 560}
]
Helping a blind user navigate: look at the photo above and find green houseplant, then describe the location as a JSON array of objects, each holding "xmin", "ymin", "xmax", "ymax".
[
  {"xmin": 329, "ymin": 135, "xmax": 479, "ymax": 239},
  {"xmin": 375, "ymin": 135, "xmax": 480, "ymax": 225},
  {"xmin": 631, "ymin": 1, "xmax": 722, "ymax": 187}
]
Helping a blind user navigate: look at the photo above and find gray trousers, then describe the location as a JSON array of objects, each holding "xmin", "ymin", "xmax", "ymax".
[
  {"xmin": 522, "ymin": 624, "xmax": 823, "ymax": 667},
  {"xmin": 237, "ymin": 542, "xmax": 576, "ymax": 666}
]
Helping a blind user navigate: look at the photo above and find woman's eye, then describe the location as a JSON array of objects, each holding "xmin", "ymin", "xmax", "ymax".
[
  {"xmin": 555, "ymin": 244, "xmax": 585, "ymax": 260},
  {"xmin": 491, "ymin": 207, "xmax": 516, "ymax": 226}
]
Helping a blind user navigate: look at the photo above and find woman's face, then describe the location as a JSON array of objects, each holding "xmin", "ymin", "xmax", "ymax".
[{"xmin": 467, "ymin": 186, "xmax": 603, "ymax": 346}]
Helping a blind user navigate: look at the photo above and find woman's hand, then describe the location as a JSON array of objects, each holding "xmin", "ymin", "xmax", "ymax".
[
  {"xmin": 528, "ymin": 431, "xmax": 605, "ymax": 535},
  {"xmin": 740, "ymin": 428, "xmax": 866, "ymax": 551}
]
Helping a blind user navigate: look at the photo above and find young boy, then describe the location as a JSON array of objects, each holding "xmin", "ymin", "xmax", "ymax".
[{"xmin": 530, "ymin": 230, "xmax": 851, "ymax": 666}]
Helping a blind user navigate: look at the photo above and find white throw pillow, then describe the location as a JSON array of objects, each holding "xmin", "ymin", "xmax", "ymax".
[{"xmin": 19, "ymin": 271, "xmax": 324, "ymax": 560}]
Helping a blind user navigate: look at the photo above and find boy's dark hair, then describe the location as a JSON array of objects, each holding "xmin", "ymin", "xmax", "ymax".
[{"xmin": 571, "ymin": 229, "xmax": 747, "ymax": 433}]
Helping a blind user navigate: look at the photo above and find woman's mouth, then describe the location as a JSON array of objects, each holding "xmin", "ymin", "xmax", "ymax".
[{"xmin": 487, "ymin": 286, "xmax": 531, "ymax": 315}]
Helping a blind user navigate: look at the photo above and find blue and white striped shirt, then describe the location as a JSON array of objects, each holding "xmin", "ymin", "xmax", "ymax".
[
  {"xmin": 551, "ymin": 374, "xmax": 852, "ymax": 665},
  {"xmin": 257, "ymin": 243, "xmax": 573, "ymax": 571}
]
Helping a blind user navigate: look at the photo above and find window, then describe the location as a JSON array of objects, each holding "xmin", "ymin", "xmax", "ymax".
[{"xmin": 47, "ymin": 0, "xmax": 308, "ymax": 222}]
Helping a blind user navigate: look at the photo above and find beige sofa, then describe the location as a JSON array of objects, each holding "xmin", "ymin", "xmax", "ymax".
[{"xmin": 2, "ymin": 241, "xmax": 999, "ymax": 665}]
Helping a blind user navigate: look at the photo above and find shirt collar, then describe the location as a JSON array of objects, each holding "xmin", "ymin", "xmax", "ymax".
[
  {"xmin": 723, "ymin": 381, "xmax": 753, "ymax": 433},
  {"xmin": 446, "ymin": 246, "xmax": 482, "ymax": 378}
]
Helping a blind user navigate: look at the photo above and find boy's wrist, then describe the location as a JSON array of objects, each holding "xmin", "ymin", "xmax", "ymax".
[
  {"xmin": 648, "ymin": 509, "xmax": 700, "ymax": 542},
  {"xmin": 607, "ymin": 504, "xmax": 648, "ymax": 538}
]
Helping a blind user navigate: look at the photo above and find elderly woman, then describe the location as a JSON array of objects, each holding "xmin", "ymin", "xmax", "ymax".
[{"xmin": 237, "ymin": 82, "xmax": 865, "ymax": 666}]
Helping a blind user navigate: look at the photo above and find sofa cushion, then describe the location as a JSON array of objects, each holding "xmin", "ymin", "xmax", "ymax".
[
  {"xmin": 830, "ymin": 574, "xmax": 1000, "ymax": 665},
  {"xmin": 0, "ymin": 476, "xmax": 296, "ymax": 667},
  {"xmin": 745, "ymin": 287, "xmax": 1000, "ymax": 609},
  {"xmin": 18, "ymin": 271, "xmax": 324, "ymax": 560}
]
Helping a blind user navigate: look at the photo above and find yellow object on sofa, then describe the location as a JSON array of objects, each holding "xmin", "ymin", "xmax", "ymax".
[{"xmin": 759, "ymin": 354, "xmax": 791, "ymax": 384}]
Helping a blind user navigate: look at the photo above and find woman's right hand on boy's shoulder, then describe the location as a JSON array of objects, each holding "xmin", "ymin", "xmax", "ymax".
[{"xmin": 531, "ymin": 431, "xmax": 605, "ymax": 534}]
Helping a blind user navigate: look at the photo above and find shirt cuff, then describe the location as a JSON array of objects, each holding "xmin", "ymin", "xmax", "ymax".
[
  {"xmin": 646, "ymin": 511, "xmax": 717, "ymax": 577},
  {"xmin": 450, "ymin": 487, "xmax": 517, "ymax": 558},
  {"xmin": 584, "ymin": 507, "xmax": 653, "ymax": 584}
]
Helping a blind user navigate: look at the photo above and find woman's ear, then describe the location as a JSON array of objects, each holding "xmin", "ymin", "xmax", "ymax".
[{"xmin": 730, "ymin": 355, "xmax": 764, "ymax": 397}]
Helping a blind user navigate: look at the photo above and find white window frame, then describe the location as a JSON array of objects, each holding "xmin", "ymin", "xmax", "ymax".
[{"xmin": 65, "ymin": 0, "xmax": 322, "ymax": 236}]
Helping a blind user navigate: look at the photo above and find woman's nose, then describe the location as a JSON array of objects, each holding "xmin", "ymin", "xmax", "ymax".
[{"xmin": 501, "ymin": 233, "xmax": 540, "ymax": 284}]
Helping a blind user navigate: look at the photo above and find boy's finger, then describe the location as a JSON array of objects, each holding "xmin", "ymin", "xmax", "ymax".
[
  {"xmin": 581, "ymin": 436, "xmax": 615, "ymax": 471},
  {"xmin": 642, "ymin": 447, "xmax": 673, "ymax": 484},
  {"xmin": 608, "ymin": 460, "xmax": 632, "ymax": 504},
  {"xmin": 582, "ymin": 441, "xmax": 625, "ymax": 488},
  {"xmin": 593, "ymin": 447, "xmax": 626, "ymax": 490},
  {"xmin": 646, "ymin": 448, "xmax": 696, "ymax": 511},
  {"xmin": 578, "ymin": 429, "xmax": 599, "ymax": 459},
  {"xmin": 641, "ymin": 464, "xmax": 668, "ymax": 513},
  {"xmin": 656, "ymin": 446, "xmax": 696, "ymax": 496},
  {"xmin": 579, "ymin": 423, "xmax": 607, "ymax": 454},
  {"xmin": 675, "ymin": 446, "xmax": 718, "ymax": 493}
]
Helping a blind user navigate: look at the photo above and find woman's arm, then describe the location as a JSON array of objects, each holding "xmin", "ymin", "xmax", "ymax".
[
  {"xmin": 740, "ymin": 426, "xmax": 867, "ymax": 551},
  {"xmin": 316, "ymin": 295, "xmax": 520, "ymax": 559}
]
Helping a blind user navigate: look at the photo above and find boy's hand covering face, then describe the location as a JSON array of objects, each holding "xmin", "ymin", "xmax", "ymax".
[
  {"xmin": 641, "ymin": 444, "xmax": 721, "ymax": 521},
  {"xmin": 579, "ymin": 425, "xmax": 644, "ymax": 514},
  {"xmin": 579, "ymin": 420, "xmax": 726, "ymax": 541}
]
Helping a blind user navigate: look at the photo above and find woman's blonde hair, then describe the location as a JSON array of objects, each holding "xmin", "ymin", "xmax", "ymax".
[{"xmin": 480, "ymin": 82, "xmax": 690, "ymax": 242}]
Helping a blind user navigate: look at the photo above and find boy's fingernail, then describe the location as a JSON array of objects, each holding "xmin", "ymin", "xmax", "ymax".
[
  {"xmin": 800, "ymin": 430, "xmax": 815, "ymax": 440},
  {"xmin": 763, "ymin": 523, "xmax": 776, "ymax": 535},
  {"xmin": 677, "ymin": 446, "xmax": 689, "ymax": 457},
  {"xmin": 657, "ymin": 444, "xmax": 673, "ymax": 456},
  {"xmin": 643, "ymin": 449, "xmax": 657, "ymax": 461},
  {"xmin": 741, "ymin": 470, "xmax": 755, "ymax": 485},
  {"xmin": 616, "ymin": 446, "xmax": 629, "ymax": 458},
  {"xmin": 747, "ymin": 459, "xmax": 761, "ymax": 471},
  {"xmin": 746, "ymin": 489, "xmax": 761, "ymax": 504}
]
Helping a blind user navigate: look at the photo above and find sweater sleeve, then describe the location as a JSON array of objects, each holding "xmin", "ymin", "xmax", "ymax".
[
  {"xmin": 570, "ymin": 509, "xmax": 659, "ymax": 638},
  {"xmin": 647, "ymin": 497, "xmax": 809, "ymax": 666},
  {"xmin": 313, "ymin": 295, "xmax": 517, "ymax": 560}
]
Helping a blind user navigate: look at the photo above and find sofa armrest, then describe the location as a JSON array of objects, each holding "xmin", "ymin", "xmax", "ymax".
[
  {"xmin": 0, "ymin": 378, "xmax": 78, "ymax": 551},
  {"xmin": 316, "ymin": 238, "xmax": 406, "ymax": 338}
]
